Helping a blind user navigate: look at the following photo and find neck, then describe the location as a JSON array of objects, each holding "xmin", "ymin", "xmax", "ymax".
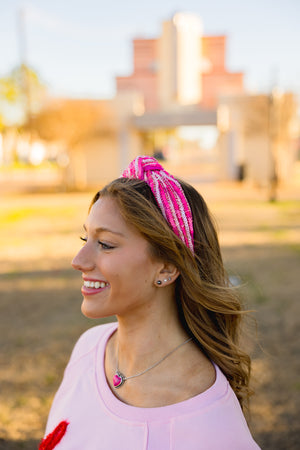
[{"xmin": 112, "ymin": 293, "xmax": 189, "ymax": 376}]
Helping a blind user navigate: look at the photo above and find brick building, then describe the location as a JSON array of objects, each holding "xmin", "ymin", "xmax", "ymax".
[{"xmin": 116, "ymin": 13, "xmax": 244, "ymax": 112}]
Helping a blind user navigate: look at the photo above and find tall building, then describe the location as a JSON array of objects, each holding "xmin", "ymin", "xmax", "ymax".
[
  {"xmin": 201, "ymin": 35, "xmax": 244, "ymax": 108},
  {"xmin": 159, "ymin": 13, "xmax": 203, "ymax": 108},
  {"xmin": 116, "ymin": 12, "xmax": 244, "ymax": 111},
  {"xmin": 116, "ymin": 38, "xmax": 159, "ymax": 111}
]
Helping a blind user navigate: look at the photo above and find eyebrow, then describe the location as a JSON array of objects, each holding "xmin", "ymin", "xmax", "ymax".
[{"xmin": 83, "ymin": 224, "xmax": 124, "ymax": 237}]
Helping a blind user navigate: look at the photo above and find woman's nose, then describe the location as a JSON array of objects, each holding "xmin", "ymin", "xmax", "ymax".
[{"xmin": 71, "ymin": 246, "xmax": 95, "ymax": 272}]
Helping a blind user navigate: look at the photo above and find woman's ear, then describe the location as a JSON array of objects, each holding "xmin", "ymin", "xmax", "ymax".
[{"xmin": 155, "ymin": 263, "xmax": 180, "ymax": 286}]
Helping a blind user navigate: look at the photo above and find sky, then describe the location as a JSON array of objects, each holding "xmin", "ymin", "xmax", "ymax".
[{"xmin": 0, "ymin": 0, "xmax": 299, "ymax": 99}]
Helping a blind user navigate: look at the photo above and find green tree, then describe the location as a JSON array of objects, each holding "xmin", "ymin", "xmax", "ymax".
[{"xmin": 0, "ymin": 64, "xmax": 46, "ymax": 127}]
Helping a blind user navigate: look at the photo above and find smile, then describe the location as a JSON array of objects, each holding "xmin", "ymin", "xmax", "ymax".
[{"xmin": 83, "ymin": 280, "xmax": 109, "ymax": 289}]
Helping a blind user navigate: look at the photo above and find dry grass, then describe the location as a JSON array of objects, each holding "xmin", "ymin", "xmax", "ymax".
[{"xmin": 0, "ymin": 184, "xmax": 299, "ymax": 449}]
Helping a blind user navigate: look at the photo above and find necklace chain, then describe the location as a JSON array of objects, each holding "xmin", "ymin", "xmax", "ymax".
[{"xmin": 113, "ymin": 337, "xmax": 192, "ymax": 388}]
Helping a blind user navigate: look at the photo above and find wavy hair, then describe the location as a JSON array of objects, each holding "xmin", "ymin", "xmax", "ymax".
[{"xmin": 91, "ymin": 177, "xmax": 252, "ymax": 410}]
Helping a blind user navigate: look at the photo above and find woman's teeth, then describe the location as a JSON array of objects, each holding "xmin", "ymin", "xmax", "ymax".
[{"xmin": 83, "ymin": 281, "xmax": 108, "ymax": 289}]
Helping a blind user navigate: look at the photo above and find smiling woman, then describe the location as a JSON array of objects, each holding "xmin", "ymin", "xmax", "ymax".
[
  {"xmin": 40, "ymin": 156, "xmax": 260, "ymax": 450},
  {"xmin": 72, "ymin": 195, "xmax": 168, "ymax": 320}
]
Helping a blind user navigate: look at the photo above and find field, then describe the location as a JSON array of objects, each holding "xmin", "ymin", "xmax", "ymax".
[{"xmin": 0, "ymin": 183, "xmax": 299, "ymax": 449}]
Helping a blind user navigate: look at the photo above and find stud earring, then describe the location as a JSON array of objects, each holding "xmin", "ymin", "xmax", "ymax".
[
  {"xmin": 163, "ymin": 277, "xmax": 172, "ymax": 282},
  {"xmin": 156, "ymin": 280, "xmax": 162, "ymax": 285}
]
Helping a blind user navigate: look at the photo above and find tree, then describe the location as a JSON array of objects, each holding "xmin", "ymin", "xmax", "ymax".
[
  {"xmin": 30, "ymin": 98, "xmax": 117, "ymax": 147},
  {"xmin": 243, "ymin": 93, "xmax": 297, "ymax": 201},
  {"xmin": 0, "ymin": 64, "xmax": 46, "ymax": 127}
]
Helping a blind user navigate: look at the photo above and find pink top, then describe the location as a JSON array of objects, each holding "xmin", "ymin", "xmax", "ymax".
[{"xmin": 44, "ymin": 323, "xmax": 260, "ymax": 449}]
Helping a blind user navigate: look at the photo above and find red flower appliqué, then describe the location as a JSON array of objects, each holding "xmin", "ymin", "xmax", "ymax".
[{"xmin": 39, "ymin": 420, "xmax": 69, "ymax": 450}]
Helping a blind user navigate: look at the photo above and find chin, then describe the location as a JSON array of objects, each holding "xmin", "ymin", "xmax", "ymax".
[{"xmin": 81, "ymin": 300, "xmax": 112, "ymax": 320}]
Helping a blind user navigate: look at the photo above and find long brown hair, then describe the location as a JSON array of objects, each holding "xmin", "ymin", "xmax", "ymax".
[{"xmin": 91, "ymin": 177, "xmax": 251, "ymax": 410}]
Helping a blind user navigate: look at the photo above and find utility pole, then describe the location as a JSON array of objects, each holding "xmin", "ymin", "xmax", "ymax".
[
  {"xmin": 268, "ymin": 68, "xmax": 279, "ymax": 202},
  {"xmin": 268, "ymin": 92, "xmax": 278, "ymax": 201},
  {"xmin": 17, "ymin": 6, "xmax": 31, "ymax": 126}
]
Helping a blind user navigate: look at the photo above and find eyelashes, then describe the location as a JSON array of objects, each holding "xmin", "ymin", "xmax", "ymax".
[
  {"xmin": 79, "ymin": 236, "xmax": 114, "ymax": 250},
  {"xmin": 98, "ymin": 241, "xmax": 114, "ymax": 250}
]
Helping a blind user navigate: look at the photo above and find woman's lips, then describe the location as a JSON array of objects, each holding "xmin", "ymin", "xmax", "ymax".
[{"xmin": 81, "ymin": 279, "xmax": 109, "ymax": 296}]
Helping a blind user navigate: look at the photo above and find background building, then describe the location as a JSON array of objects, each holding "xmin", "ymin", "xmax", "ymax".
[
  {"xmin": 1, "ymin": 12, "xmax": 298, "ymax": 193},
  {"xmin": 116, "ymin": 12, "xmax": 244, "ymax": 112}
]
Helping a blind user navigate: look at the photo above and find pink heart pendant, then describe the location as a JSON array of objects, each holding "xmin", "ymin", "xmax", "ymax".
[{"xmin": 113, "ymin": 372, "xmax": 125, "ymax": 388}]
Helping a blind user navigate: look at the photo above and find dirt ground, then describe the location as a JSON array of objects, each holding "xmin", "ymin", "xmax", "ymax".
[{"xmin": 0, "ymin": 182, "xmax": 299, "ymax": 449}]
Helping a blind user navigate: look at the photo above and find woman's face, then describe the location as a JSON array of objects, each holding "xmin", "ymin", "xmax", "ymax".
[{"xmin": 71, "ymin": 196, "xmax": 163, "ymax": 319}]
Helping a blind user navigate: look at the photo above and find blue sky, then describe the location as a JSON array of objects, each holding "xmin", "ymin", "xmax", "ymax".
[{"xmin": 0, "ymin": 0, "xmax": 299, "ymax": 98}]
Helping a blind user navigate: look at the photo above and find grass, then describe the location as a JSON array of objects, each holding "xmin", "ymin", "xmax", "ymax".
[{"xmin": 0, "ymin": 187, "xmax": 299, "ymax": 449}]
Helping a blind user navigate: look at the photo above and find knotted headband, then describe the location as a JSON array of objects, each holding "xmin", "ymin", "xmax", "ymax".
[{"xmin": 122, "ymin": 156, "xmax": 194, "ymax": 252}]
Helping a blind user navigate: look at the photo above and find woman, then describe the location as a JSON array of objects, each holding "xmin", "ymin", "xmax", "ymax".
[{"xmin": 40, "ymin": 156, "xmax": 260, "ymax": 449}]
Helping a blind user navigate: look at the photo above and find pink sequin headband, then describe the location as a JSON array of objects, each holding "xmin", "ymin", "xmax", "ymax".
[{"xmin": 121, "ymin": 156, "xmax": 194, "ymax": 252}]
